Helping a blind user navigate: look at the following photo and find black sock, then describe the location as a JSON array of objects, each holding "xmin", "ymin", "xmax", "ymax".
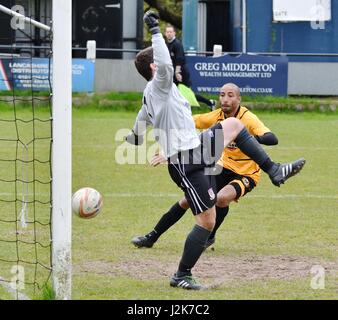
[
  {"xmin": 234, "ymin": 128, "xmax": 276, "ymax": 174},
  {"xmin": 177, "ymin": 224, "xmax": 211, "ymax": 277},
  {"xmin": 146, "ymin": 202, "xmax": 187, "ymax": 243},
  {"xmin": 209, "ymin": 206, "xmax": 229, "ymax": 240}
]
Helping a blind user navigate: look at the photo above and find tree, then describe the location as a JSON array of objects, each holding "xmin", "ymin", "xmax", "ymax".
[{"xmin": 144, "ymin": 0, "xmax": 183, "ymax": 30}]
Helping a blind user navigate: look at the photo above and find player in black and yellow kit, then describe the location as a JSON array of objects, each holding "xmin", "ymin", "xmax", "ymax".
[{"xmin": 132, "ymin": 83, "xmax": 279, "ymax": 249}]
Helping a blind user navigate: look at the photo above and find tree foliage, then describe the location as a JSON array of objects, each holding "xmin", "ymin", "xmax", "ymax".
[{"xmin": 144, "ymin": 0, "xmax": 183, "ymax": 30}]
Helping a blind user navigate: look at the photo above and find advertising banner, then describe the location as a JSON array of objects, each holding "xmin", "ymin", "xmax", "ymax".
[
  {"xmin": 273, "ymin": 0, "xmax": 331, "ymax": 22},
  {"xmin": 186, "ymin": 54, "xmax": 288, "ymax": 96},
  {"xmin": 0, "ymin": 58, "xmax": 95, "ymax": 92}
]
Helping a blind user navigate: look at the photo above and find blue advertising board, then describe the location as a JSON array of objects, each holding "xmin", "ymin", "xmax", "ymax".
[
  {"xmin": 0, "ymin": 58, "xmax": 95, "ymax": 92},
  {"xmin": 186, "ymin": 54, "xmax": 288, "ymax": 96}
]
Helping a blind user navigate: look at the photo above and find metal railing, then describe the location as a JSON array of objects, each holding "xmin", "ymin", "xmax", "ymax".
[{"xmin": 0, "ymin": 4, "xmax": 51, "ymax": 31}]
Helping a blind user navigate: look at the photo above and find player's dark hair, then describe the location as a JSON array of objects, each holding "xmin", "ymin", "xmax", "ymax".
[
  {"xmin": 165, "ymin": 23, "xmax": 176, "ymax": 32},
  {"xmin": 134, "ymin": 47, "xmax": 153, "ymax": 81}
]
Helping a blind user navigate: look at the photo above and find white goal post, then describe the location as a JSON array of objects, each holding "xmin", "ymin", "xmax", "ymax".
[
  {"xmin": 0, "ymin": 1, "xmax": 72, "ymax": 300},
  {"xmin": 51, "ymin": 0, "xmax": 72, "ymax": 300}
]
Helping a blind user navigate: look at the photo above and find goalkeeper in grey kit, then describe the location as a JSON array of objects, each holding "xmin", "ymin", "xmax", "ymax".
[{"xmin": 125, "ymin": 11, "xmax": 305, "ymax": 290}]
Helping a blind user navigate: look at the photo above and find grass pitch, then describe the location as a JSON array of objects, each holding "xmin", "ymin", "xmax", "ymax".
[
  {"xmin": 71, "ymin": 109, "xmax": 337, "ymax": 300},
  {"xmin": 0, "ymin": 106, "xmax": 337, "ymax": 299}
]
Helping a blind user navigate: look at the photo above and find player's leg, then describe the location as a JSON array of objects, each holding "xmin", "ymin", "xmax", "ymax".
[
  {"xmin": 215, "ymin": 171, "xmax": 256, "ymax": 209},
  {"xmin": 207, "ymin": 173, "xmax": 256, "ymax": 248},
  {"xmin": 131, "ymin": 198, "xmax": 190, "ymax": 248},
  {"xmin": 203, "ymin": 167, "xmax": 233, "ymax": 248},
  {"xmin": 205, "ymin": 206, "xmax": 229, "ymax": 249},
  {"xmin": 168, "ymin": 163, "xmax": 217, "ymax": 290},
  {"xmin": 215, "ymin": 185, "xmax": 237, "ymax": 208},
  {"xmin": 211, "ymin": 118, "xmax": 306, "ymax": 186},
  {"xmin": 204, "ymin": 184, "xmax": 235, "ymax": 248},
  {"xmin": 170, "ymin": 206, "xmax": 215, "ymax": 290}
]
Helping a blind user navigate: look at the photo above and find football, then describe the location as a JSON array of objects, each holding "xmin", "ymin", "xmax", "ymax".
[{"xmin": 72, "ymin": 187, "xmax": 103, "ymax": 219}]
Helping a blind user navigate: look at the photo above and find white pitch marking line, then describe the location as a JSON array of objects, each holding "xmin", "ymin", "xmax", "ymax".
[
  {"xmin": 71, "ymin": 146, "xmax": 338, "ymax": 150},
  {"xmin": 0, "ymin": 192, "xmax": 337, "ymax": 200},
  {"xmin": 103, "ymin": 193, "xmax": 338, "ymax": 200}
]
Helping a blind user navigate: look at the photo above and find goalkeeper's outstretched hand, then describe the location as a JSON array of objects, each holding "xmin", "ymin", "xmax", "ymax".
[{"xmin": 143, "ymin": 10, "xmax": 160, "ymax": 35}]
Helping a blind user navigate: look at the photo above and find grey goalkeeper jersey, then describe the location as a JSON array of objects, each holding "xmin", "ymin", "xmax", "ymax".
[{"xmin": 132, "ymin": 33, "xmax": 200, "ymax": 158}]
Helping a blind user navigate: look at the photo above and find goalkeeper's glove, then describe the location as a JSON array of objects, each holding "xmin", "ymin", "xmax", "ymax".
[
  {"xmin": 143, "ymin": 11, "xmax": 160, "ymax": 35},
  {"xmin": 125, "ymin": 130, "xmax": 144, "ymax": 145}
]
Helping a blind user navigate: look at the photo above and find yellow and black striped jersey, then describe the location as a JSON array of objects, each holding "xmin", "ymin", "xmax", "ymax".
[{"xmin": 193, "ymin": 106, "xmax": 271, "ymax": 184}]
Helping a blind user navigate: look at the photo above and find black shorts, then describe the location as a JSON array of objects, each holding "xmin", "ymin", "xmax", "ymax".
[
  {"xmin": 168, "ymin": 155, "xmax": 217, "ymax": 215},
  {"xmin": 215, "ymin": 166, "xmax": 256, "ymax": 200},
  {"xmin": 167, "ymin": 123, "xmax": 224, "ymax": 215}
]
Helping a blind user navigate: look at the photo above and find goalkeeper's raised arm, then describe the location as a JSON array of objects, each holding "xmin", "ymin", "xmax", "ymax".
[{"xmin": 144, "ymin": 11, "xmax": 174, "ymax": 93}]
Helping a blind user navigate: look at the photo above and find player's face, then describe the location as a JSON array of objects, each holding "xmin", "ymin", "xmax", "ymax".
[
  {"xmin": 150, "ymin": 63, "xmax": 157, "ymax": 76},
  {"xmin": 219, "ymin": 86, "xmax": 241, "ymax": 115},
  {"xmin": 165, "ymin": 27, "xmax": 175, "ymax": 41}
]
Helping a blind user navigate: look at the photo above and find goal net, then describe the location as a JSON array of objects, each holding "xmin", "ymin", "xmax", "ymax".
[{"xmin": 0, "ymin": 1, "xmax": 72, "ymax": 300}]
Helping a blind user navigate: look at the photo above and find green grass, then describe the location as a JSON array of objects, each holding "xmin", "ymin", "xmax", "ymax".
[
  {"xmin": 0, "ymin": 107, "xmax": 337, "ymax": 300},
  {"xmin": 0, "ymin": 90, "xmax": 50, "ymax": 97},
  {"xmin": 0, "ymin": 89, "xmax": 337, "ymax": 104},
  {"xmin": 2, "ymin": 91, "xmax": 338, "ymax": 114},
  {"xmin": 35, "ymin": 283, "xmax": 55, "ymax": 300},
  {"xmin": 0, "ymin": 105, "xmax": 52, "ymax": 300},
  {"xmin": 71, "ymin": 109, "xmax": 337, "ymax": 300}
]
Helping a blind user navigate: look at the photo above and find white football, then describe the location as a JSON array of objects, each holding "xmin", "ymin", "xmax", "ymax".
[{"xmin": 72, "ymin": 187, "xmax": 103, "ymax": 219}]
